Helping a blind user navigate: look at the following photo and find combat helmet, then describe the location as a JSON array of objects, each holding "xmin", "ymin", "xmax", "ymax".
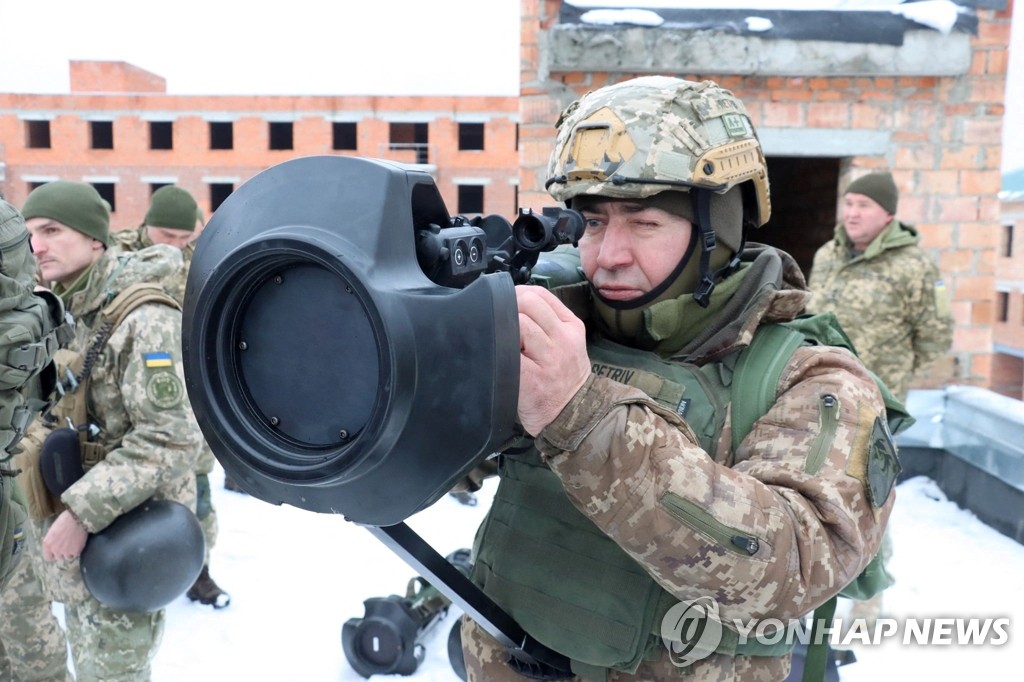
[{"xmin": 546, "ymin": 77, "xmax": 770, "ymax": 326}]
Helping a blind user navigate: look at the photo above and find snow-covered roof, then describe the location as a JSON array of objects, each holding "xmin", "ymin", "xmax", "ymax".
[{"xmin": 561, "ymin": 1, "xmax": 999, "ymax": 45}]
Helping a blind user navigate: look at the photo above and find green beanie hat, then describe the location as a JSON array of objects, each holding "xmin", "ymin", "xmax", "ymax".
[
  {"xmin": 22, "ymin": 181, "xmax": 110, "ymax": 246},
  {"xmin": 845, "ymin": 172, "xmax": 898, "ymax": 215},
  {"xmin": 145, "ymin": 185, "xmax": 199, "ymax": 232}
]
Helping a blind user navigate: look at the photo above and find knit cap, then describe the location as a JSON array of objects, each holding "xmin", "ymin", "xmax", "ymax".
[
  {"xmin": 21, "ymin": 181, "xmax": 110, "ymax": 245},
  {"xmin": 144, "ymin": 185, "xmax": 199, "ymax": 231},
  {"xmin": 845, "ymin": 172, "xmax": 898, "ymax": 215}
]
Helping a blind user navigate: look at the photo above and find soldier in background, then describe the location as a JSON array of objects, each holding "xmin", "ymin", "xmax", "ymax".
[
  {"xmin": 807, "ymin": 172, "xmax": 954, "ymax": 401},
  {"xmin": 113, "ymin": 184, "xmax": 231, "ymax": 608},
  {"xmin": 460, "ymin": 77, "xmax": 897, "ymax": 681},
  {"xmin": 807, "ymin": 172, "xmax": 954, "ymax": 628},
  {"xmin": 19, "ymin": 181, "xmax": 202, "ymax": 680}
]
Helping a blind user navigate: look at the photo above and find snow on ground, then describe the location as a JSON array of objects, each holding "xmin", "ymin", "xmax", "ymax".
[{"xmin": 150, "ymin": 467, "xmax": 1024, "ymax": 681}]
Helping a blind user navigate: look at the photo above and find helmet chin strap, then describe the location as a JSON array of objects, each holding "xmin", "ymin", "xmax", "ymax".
[{"xmin": 692, "ymin": 189, "xmax": 743, "ymax": 308}]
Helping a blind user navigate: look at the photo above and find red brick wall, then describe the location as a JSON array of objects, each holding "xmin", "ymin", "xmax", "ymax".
[
  {"xmin": 518, "ymin": 0, "xmax": 1012, "ymax": 391},
  {"xmin": 0, "ymin": 62, "xmax": 519, "ymax": 227}
]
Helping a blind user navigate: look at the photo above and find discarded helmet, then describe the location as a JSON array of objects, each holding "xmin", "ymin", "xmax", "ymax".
[{"xmin": 80, "ymin": 499, "xmax": 205, "ymax": 612}]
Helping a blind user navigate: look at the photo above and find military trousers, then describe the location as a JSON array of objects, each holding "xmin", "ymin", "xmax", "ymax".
[
  {"xmin": 0, "ymin": 524, "xmax": 72, "ymax": 682},
  {"xmin": 28, "ymin": 519, "xmax": 165, "ymax": 682}
]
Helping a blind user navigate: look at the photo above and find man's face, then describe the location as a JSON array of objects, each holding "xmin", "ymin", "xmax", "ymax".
[
  {"xmin": 577, "ymin": 199, "xmax": 693, "ymax": 301},
  {"xmin": 26, "ymin": 218, "xmax": 105, "ymax": 288},
  {"xmin": 842, "ymin": 192, "xmax": 893, "ymax": 250},
  {"xmin": 146, "ymin": 225, "xmax": 197, "ymax": 249}
]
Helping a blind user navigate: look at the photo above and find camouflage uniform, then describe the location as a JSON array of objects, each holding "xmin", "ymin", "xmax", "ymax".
[
  {"xmin": 0, "ymin": 523, "xmax": 71, "ymax": 681},
  {"xmin": 0, "ymin": 198, "xmax": 71, "ymax": 681},
  {"xmin": 807, "ymin": 219, "xmax": 953, "ymax": 400},
  {"xmin": 464, "ymin": 246, "xmax": 893, "ymax": 682},
  {"xmin": 463, "ymin": 77, "xmax": 893, "ymax": 682},
  {"xmin": 111, "ymin": 228, "xmax": 217, "ymax": 555},
  {"xmin": 29, "ymin": 245, "xmax": 203, "ymax": 681}
]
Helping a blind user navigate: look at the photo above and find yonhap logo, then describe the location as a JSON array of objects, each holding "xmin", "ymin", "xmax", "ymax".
[{"xmin": 660, "ymin": 596, "xmax": 724, "ymax": 668}]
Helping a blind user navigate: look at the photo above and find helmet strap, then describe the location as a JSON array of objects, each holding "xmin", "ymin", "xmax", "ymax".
[
  {"xmin": 692, "ymin": 189, "xmax": 717, "ymax": 308},
  {"xmin": 692, "ymin": 189, "xmax": 745, "ymax": 308}
]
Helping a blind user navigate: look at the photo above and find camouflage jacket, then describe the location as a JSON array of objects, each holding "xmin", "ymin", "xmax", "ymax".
[
  {"xmin": 806, "ymin": 219, "xmax": 953, "ymax": 400},
  {"xmin": 526, "ymin": 246, "xmax": 892, "ymax": 680},
  {"xmin": 50, "ymin": 246, "xmax": 203, "ymax": 533},
  {"xmin": 111, "ymin": 228, "xmax": 214, "ymax": 474},
  {"xmin": 111, "ymin": 226, "xmax": 195, "ymax": 305}
]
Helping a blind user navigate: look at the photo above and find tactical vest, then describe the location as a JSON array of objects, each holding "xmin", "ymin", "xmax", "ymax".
[
  {"xmin": 15, "ymin": 283, "xmax": 180, "ymax": 520},
  {"xmin": 472, "ymin": 314, "xmax": 911, "ymax": 680},
  {"xmin": 0, "ymin": 215, "xmax": 74, "ymax": 588}
]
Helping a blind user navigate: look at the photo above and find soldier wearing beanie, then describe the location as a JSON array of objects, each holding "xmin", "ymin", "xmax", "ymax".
[
  {"xmin": 22, "ymin": 181, "xmax": 111, "ymax": 292},
  {"xmin": 808, "ymin": 171, "xmax": 953, "ymax": 399},
  {"xmin": 19, "ymin": 180, "xmax": 203, "ymax": 680},
  {"xmin": 113, "ymin": 184, "xmax": 233, "ymax": 610}
]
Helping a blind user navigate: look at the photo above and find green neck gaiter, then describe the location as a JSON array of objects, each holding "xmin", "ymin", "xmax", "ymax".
[
  {"xmin": 643, "ymin": 264, "xmax": 750, "ymax": 354},
  {"xmin": 53, "ymin": 262, "xmax": 97, "ymax": 307}
]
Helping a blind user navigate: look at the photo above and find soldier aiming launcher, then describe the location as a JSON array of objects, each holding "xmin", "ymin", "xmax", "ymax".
[{"xmin": 182, "ymin": 155, "xmax": 583, "ymax": 678}]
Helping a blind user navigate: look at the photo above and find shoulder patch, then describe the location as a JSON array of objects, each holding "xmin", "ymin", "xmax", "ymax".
[
  {"xmin": 866, "ymin": 416, "xmax": 901, "ymax": 508},
  {"xmin": 143, "ymin": 351, "xmax": 174, "ymax": 368},
  {"xmin": 145, "ymin": 370, "xmax": 184, "ymax": 409}
]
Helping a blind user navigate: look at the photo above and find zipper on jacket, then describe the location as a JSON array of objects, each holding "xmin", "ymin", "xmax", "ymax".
[
  {"xmin": 805, "ymin": 394, "xmax": 840, "ymax": 474},
  {"xmin": 661, "ymin": 492, "xmax": 760, "ymax": 556}
]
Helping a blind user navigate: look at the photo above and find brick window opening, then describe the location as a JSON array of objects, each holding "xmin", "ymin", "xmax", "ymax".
[
  {"xmin": 269, "ymin": 122, "xmax": 294, "ymax": 150},
  {"xmin": 515, "ymin": 123, "xmax": 520, "ymax": 151},
  {"xmin": 150, "ymin": 182, "xmax": 171, "ymax": 196},
  {"xmin": 90, "ymin": 121, "xmax": 114, "ymax": 150},
  {"xmin": 25, "ymin": 120, "xmax": 51, "ymax": 149},
  {"xmin": 210, "ymin": 183, "xmax": 234, "ymax": 212},
  {"xmin": 997, "ymin": 292, "xmax": 1009, "ymax": 323},
  {"xmin": 332, "ymin": 122, "xmax": 357, "ymax": 150},
  {"xmin": 27, "ymin": 181, "xmax": 47, "ymax": 194},
  {"xmin": 210, "ymin": 122, "xmax": 234, "ymax": 150},
  {"xmin": 458, "ymin": 123, "xmax": 485, "ymax": 151},
  {"xmin": 389, "ymin": 122, "xmax": 429, "ymax": 164},
  {"xmin": 92, "ymin": 182, "xmax": 116, "ymax": 213},
  {"xmin": 458, "ymin": 185, "xmax": 484, "ymax": 215},
  {"xmin": 150, "ymin": 121, "xmax": 173, "ymax": 150},
  {"xmin": 1002, "ymin": 224, "xmax": 1014, "ymax": 258}
]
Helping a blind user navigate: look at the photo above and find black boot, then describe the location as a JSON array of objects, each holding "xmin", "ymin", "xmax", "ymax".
[{"xmin": 187, "ymin": 565, "xmax": 232, "ymax": 609}]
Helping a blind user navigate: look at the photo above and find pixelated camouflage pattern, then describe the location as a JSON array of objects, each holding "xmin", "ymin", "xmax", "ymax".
[
  {"xmin": 461, "ymin": 616, "xmax": 788, "ymax": 682},
  {"xmin": 112, "ymin": 228, "xmax": 218, "ymax": 562},
  {"xmin": 30, "ymin": 246, "xmax": 202, "ymax": 608},
  {"xmin": 468, "ymin": 246, "xmax": 891, "ymax": 681},
  {"xmin": 112, "ymin": 225, "xmax": 196, "ymax": 310},
  {"xmin": 63, "ymin": 598, "xmax": 164, "ymax": 681},
  {"xmin": 807, "ymin": 219, "xmax": 953, "ymax": 400},
  {"xmin": 0, "ymin": 524, "xmax": 71, "ymax": 682},
  {"xmin": 547, "ymin": 77, "xmax": 770, "ymax": 226}
]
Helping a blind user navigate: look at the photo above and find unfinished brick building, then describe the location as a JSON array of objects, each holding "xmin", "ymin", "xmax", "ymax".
[
  {"xmin": 518, "ymin": 0, "xmax": 1012, "ymax": 394},
  {"xmin": 0, "ymin": 60, "xmax": 519, "ymax": 227}
]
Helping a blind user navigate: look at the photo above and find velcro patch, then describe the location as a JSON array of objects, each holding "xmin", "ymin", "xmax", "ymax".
[
  {"xmin": 866, "ymin": 416, "xmax": 901, "ymax": 508},
  {"xmin": 145, "ymin": 371, "xmax": 184, "ymax": 409},
  {"xmin": 143, "ymin": 351, "xmax": 173, "ymax": 368}
]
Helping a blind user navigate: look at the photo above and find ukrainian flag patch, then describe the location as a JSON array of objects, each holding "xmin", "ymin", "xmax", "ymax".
[{"xmin": 143, "ymin": 352, "xmax": 173, "ymax": 368}]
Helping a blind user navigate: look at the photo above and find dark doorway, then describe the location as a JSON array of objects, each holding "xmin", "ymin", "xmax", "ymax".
[{"xmin": 758, "ymin": 157, "xmax": 841, "ymax": 280}]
